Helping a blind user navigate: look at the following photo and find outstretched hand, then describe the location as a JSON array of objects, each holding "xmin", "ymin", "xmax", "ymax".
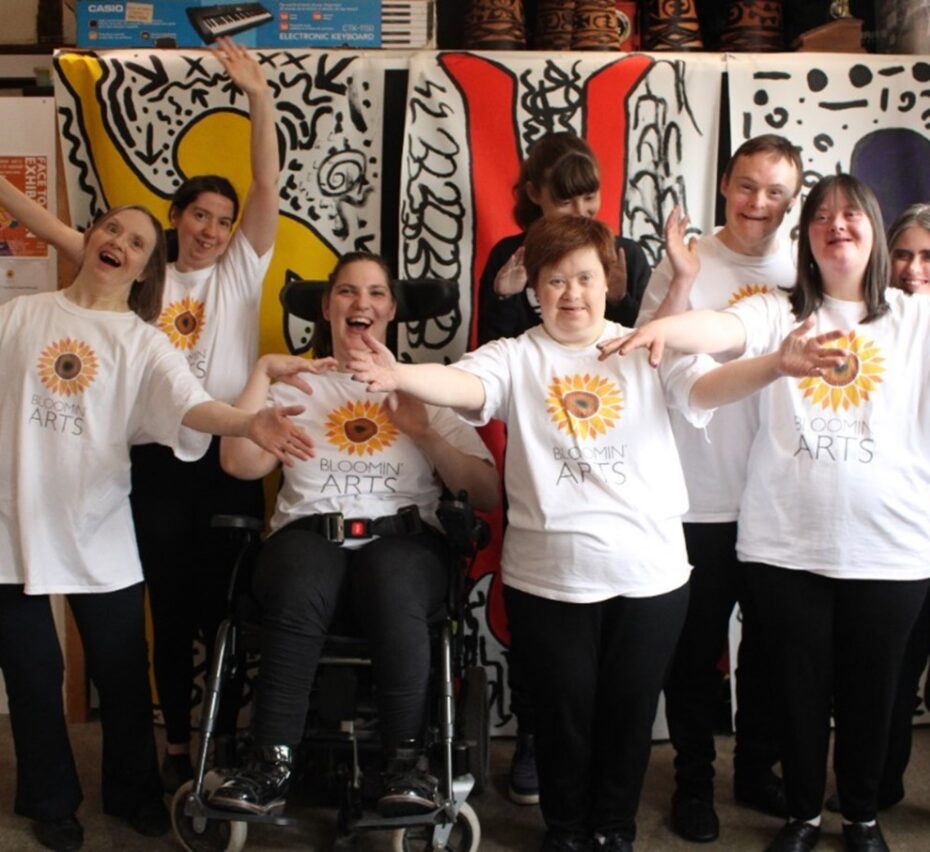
[
  {"xmin": 776, "ymin": 317, "xmax": 846, "ymax": 378},
  {"xmin": 212, "ymin": 36, "xmax": 268, "ymax": 97},
  {"xmin": 597, "ymin": 322, "xmax": 668, "ymax": 368},
  {"xmin": 664, "ymin": 204, "xmax": 700, "ymax": 283},
  {"xmin": 345, "ymin": 331, "xmax": 401, "ymax": 392},
  {"xmin": 493, "ymin": 246, "xmax": 528, "ymax": 297},
  {"xmin": 261, "ymin": 353, "xmax": 338, "ymax": 395},
  {"xmin": 247, "ymin": 405, "xmax": 315, "ymax": 466}
]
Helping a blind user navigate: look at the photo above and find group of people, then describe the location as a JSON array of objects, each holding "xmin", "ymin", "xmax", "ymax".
[{"xmin": 1, "ymin": 36, "xmax": 930, "ymax": 852}]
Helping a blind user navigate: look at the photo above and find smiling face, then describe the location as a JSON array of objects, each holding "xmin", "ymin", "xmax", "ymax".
[
  {"xmin": 83, "ymin": 208, "xmax": 159, "ymax": 292},
  {"xmin": 535, "ymin": 246, "xmax": 608, "ymax": 347},
  {"xmin": 527, "ymin": 180, "xmax": 601, "ymax": 220},
  {"xmin": 322, "ymin": 259, "xmax": 397, "ymax": 360},
  {"xmin": 718, "ymin": 151, "xmax": 799, "ymax": 256},
  {"xmin": 891, "ymin": 226, "xmax": 930, "ymax": 295},
  {"xmin": 170, "ymin": 191, "xmax": 235, "ymax": 271},
  {"xmin": 807, "ymin": 187, "xmax": 875, "ymax": 283}
]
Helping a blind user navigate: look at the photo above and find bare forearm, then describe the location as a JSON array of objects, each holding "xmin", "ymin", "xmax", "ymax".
[
  {"xmin": 652, "ymin": 273, "xmax": 695, "ymax": 320},
  {"xmin": 655, "ymin": 310, "xmax": 747, "ymax": 355},
  {"xmin": 219, "ymin": 356, "xmax": 278, "ymax": 477},
  {"xmin": 0, "ymin": 176, "xmax": 83, "ymax": 262},
  {"xmin": 183, "ymin": 400, "xmax": 251, "ymax": 436},
  {"xmin": 396, "ymin": 364, "xmax": 486, "ymax": 411},
  {"xmin": 413, "ymin": 433, "xmax": 499, "ymax": 512},
  {"xmin": 238, "ymin": 83, "xmax": 279, "ymax": 253},
  {"xmin": 690, "ymin": 352, "xmax": 780, "ymax": 409}
]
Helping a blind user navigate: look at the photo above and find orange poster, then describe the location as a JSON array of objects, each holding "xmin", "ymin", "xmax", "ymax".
[{"xmin": 0, "ymin": 156, "xmax": 49, "ymax": 258}]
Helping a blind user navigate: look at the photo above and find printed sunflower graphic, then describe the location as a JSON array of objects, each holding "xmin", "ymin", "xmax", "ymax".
[
  {"xmin": 37, "ymin": 338, "xmax": 99, "ymax": 396},
  {"xmin": 798, "ymin": 329, "xmax": 885, "ymax": 412},
  {"xmin": 158, "ymin": 296, "xmax": 205, "ymax": 350},
  {"xmin": 729, "ymin": 284, "xmax": 770, "ymax": 305},
  {"xmin": 326, "ymin": 400, "xmax": 399, "ymax": 456},
  {"xmin": 547, "ymin": 373, "xmax": 623, "ymax": 440}
]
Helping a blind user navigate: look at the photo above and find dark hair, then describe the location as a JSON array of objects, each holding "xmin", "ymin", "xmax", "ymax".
[
  {"xmin": 723, "ymin": 134, "xmax": 803, "ymax": 195},
  {"xmin": 88, "ymin": 205, "xmax": 167, "ymax": 323},
  {"xmin": 309, "ymin": 252, "xmax": 395, "ymax": 358},
  {"xmin": 513, "ymin": 133, "xmax": 600, "ymax": 230},
  {"xmin": 790, "ymin": 174, "xmax": 889, "ymax": 324},
  {"xmin": 887, "ymin": 203, "xmax": 930, "ymax": 292},
  {"xmin": 169, "ymin": 175, "xmax": 240, "ymax": 222},
  {"xmin": 522, "ymin": 215, "xmax": 617, "ymax": 294}
]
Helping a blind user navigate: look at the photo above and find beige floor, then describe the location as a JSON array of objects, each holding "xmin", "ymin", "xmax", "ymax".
[{"xmin": 2, "ymin": 717, "xmax": 930, "ymax": 850}]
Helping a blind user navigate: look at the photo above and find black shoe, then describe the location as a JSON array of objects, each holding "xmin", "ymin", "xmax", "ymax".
[
  {"xmin": 209, "ymin": 744, "xmax": 292, "ymax": 815},
  {"xmin": 735, "ymin": 771, "xmax": 789, "ymax": 818},
  {"xmin": 594, "ymin": 832, "xmax": 633, "ymax": 851},
  {"xmin": 541, "ymin": 831, "xmax": 594, "ymax": 852},
  {"xmin": 766, "ymin": 821, "xmax": 820, "ymax": 852},
  {"xmin": 842, "ymin": 822, "xmax": 889, "ymax": 852},
  {"xmin": 160, "ymin": 751, "xmax": 194, "ymax": 794},
  {"xmin": 125, "ymin": 800, "xmax": 170, "ymax": 838},
  {"xmin": 377, "ymin": 742, "xmax": 439, "ymax": 817},
  {"xmin": 509, "ymin": 731, "xmax": 540, "ymax": 805},
  {"xmin": 32, "ymin": 816, "xmax": 83, "ymax": 851},
  {"xmin": 671, "ymin": 792, "xmax": 719, "ymax": 843}
]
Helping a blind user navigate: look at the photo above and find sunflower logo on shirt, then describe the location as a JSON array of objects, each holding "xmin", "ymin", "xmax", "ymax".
[
  {"xmin": 798, "ymin": 330, "xmax": 884, "ymax": 412},
  {"xmin": 326, "ymin": 400, "xmax": 399, "ymax": 456},
  {"xmin": 547, "ymin": 374, "xmax": 623, "ymax": 440},
  {"xmin": 158, "ymin": 297, "xmax": 205, "ymax": 350},
  {"xmin": 729, "ymin": 283, "xmax": 770, "ymax": 305},
  {"xmin": 37, "ymin": 338, "xmax": 99, "ymax": 396}
]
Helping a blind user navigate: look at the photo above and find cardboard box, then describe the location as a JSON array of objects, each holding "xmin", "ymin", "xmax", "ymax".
[{"xmin": 76, "ymin": 1, "xmax": 436, "ymax": 49}]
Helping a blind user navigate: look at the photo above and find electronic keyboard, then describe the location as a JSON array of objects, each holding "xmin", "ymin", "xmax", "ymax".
[{"xmin": 186, "ymin": 3, "xmax": 274, "ymax": 43}]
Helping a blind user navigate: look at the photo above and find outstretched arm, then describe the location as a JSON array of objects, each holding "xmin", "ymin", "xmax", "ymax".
[
  {"xmin": 386, "ymin": 392, "xmax": 499, "ymax": 512},
  {"xmin": 212, "ymin": 37, "xmax": 279, "ymax": 255},
  {"xmin": 346, "ymin": 331, "xmax": 486, "ymax": 411},
  {"xmin": 217, "ymin": 352, "xmax": 337, "ymax": 478},
  {"xmin": 598, "ymin": 309, "xmax": 747, "ymax": 367},
  {"xmin": 690, "ymin": 318, "xmax": 845, "ymax": 409},
  {"xmin": 0, "ymin": 175, "xmax": 84, "ymax": 263}
]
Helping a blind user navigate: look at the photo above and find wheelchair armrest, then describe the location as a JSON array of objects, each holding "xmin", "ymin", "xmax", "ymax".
[{"xmin": 437, "ymin": 492, "xmax": 490, "ymax": 558}]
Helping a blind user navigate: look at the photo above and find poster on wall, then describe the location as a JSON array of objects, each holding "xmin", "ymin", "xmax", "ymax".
[
  {"xmin": 396, "ymin": 50, "xmax": 724, "ymax": 734},
  {"xmin": 0, "ymin": 98, "xmax": 57, "ymax": 306}
]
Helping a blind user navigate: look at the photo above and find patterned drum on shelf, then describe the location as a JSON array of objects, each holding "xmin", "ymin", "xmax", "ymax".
[
  {"xmin": 465, "ymin": 0, "xmax": 527, "ymax": 50},
  {"xmin": 643, "ymin": 0, "xmax": 703, "ymax": 50},
  {"xmin": 719, "ymin": 0, "xmax": 783, "ymax": 51},
  {"xmin": 572, "ymin": 0, "xmax": 623, "ymax": 50}
]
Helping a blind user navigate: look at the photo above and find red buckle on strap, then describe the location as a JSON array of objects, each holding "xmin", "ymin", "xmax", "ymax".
[{"xmin": 348, "ymin": 519, "xmax": 368, "ymax": 538}]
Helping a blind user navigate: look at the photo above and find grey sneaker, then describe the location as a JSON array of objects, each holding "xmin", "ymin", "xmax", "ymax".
[{"xmin": 508, "ymin": 731, "xmax": 539, "ymax": 805}]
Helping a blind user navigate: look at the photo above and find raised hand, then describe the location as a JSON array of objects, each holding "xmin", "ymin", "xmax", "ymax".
[
  {"xmin": 664, "ymin": 204, "xmax": 700, "ymax": 284},
  {"xmin": 247, "ymin": 404, "xmax": 315, "ymax": 465},
  {"xmin": 212, "ymin": 36, "xmax": 268, "ymax": 98},
  {"xmin": 493, "ymin": 246, "xmax": 528, "ymax": 296},
  {"xmin": 598, "ymin": 322, "xmax": 667, "ymax": 367},
  {"xmin": 345, "ymin": 330, "xmax": 401, "ymax": 392},
  {"xmin": 776, "ymin": 317, "xmax": 846, "ymax": 378}
]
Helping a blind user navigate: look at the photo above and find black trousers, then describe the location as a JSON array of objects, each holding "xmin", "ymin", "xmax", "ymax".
[
  {"xmin": 250, "ymin": 525, "xmax": 450, "ymax": 750},
  {"xmin": 0, "ymin": 583, "xmax": 162, "ymax": 821},
  {"xmin": 746, "ymin": 563, "xmax": 929, "ymax": 822},
  {"xmin": 130, "ymin": 439, "xmax": 264, "ymax": 745},
  {"xmin": 505, "ymin": 582, "xmax": 689, "ymax": 841},
  {"xmin": 664, "ymin": 522, "xmax": 781, "ymax": 800}
]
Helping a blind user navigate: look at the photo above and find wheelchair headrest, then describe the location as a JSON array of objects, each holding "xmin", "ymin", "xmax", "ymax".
[{"xmin": 280, "ymin": 278, "xmax": 459, "ymax": 323}]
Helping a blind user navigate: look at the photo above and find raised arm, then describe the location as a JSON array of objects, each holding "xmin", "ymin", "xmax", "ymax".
[
  {"xmin": 689, "ymin": 318, "xmax": 845, "ymax": 409},
  {"xmin": 386, "ymin": 393, "xmax": 499, "ymax": 512},
  {"xmin": 650, "ymin": 205, "xmax": 701, "ymax": 321},
  {"xmin": 598, "ymin": 309, "xmax": 747, "ymax": 367},
  {"xmin": 346, "ymin": 331, "xmax": 487, "ymax": 411},
  {"xmin": 213, "ymin": 37, "xmax": 279, "ymax": 255},
  {"xmin": 0, "ymin": 175, "xmax": 84, "ymax": 263}
]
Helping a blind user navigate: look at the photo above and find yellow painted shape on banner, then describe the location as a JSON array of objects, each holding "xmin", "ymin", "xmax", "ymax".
[{"xmin": 175, "ymin": 113, "xmax": 251, "ymax": 210}]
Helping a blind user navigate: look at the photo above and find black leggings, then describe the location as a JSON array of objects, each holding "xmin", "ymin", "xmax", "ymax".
[
  {"xmin": 505, "ymin": 582, "xmax": 689, "ymax": 841},
  {"xmin": 250, "ymin": 524, "xmax": 449, "ymax": 750},
  {"xmin": 130, "ymin": 439, "xmax": 264, "ymax": 746},
  {"xmin": 746, "ymin": 563, "xmax": 929, "ymax": 822},
  {"xmin": 0, "ymin": 583, "xmax": 162, "ymax": 821}
]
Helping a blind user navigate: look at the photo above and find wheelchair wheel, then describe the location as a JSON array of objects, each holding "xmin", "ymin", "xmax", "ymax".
[
  {"xmin": 390, "ymin": 802, "xmax": 480, "ymax": 852},
  {"xmin": 171, "ymin": 776, "xmax": 248, "ymax": 852},
  {"xmin": 461, "ymin": 666, "xmax": 489, "ymax": 794}
]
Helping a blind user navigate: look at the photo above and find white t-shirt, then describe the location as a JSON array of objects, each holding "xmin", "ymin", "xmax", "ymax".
[
  {"xmin": 0, "ymin": 291, "xmax": 212, "ymax": 594},
  {"xmin": 729, "ymin": 288, "xmax": 930, "ymax": 580},
  {"xmin": 268, "ymin": 372, "xmax": 494, "ymax": 546},
  {"xmin": 637, "ymin": 232, "xmax": 797, "ymax": 521},
  {"xmin": 453, "ymin": 322, "xmax": 714, "ymax": 603},
  {"xmin": 158, "ymin": 229, "xmax": 271, "ymax": 403}
]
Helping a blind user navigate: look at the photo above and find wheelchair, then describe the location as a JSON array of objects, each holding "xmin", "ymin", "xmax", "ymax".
[{"xmin": 170, "ymin": 277, "xmax": 492, "ymax": 852}]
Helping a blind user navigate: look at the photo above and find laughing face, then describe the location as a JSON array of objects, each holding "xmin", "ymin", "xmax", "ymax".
[
  {"xmin": 718, "ymin": 151, "xmax": 799, "ymax": 256},
  {"xmin": 808, "ymin": 187, "xmax": 874, "ymax": 281},
  {"xmin": 891, "ymin": 226, "xmax": 930, "ymax": 295},
  {"xmin": 83, "ymin": 208, "xmax": 159, "ymax": 291},
  {"xmin": 170, "ymin": 191, "xmax": 235, "ymax": 271},
  {"xmin": 322, "ymin": 259, "xmax": 397, "ymax": 360}
]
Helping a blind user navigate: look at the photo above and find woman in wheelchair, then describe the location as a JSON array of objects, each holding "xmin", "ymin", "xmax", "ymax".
[{"xmin": 210, "ymin": 252, "xmax": 499, "ymax": 818}]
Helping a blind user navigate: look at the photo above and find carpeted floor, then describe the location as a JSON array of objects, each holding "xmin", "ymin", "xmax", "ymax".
[{"xmin": 2, "ymin": 717, "xmax": 930, "ymax": 850}]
